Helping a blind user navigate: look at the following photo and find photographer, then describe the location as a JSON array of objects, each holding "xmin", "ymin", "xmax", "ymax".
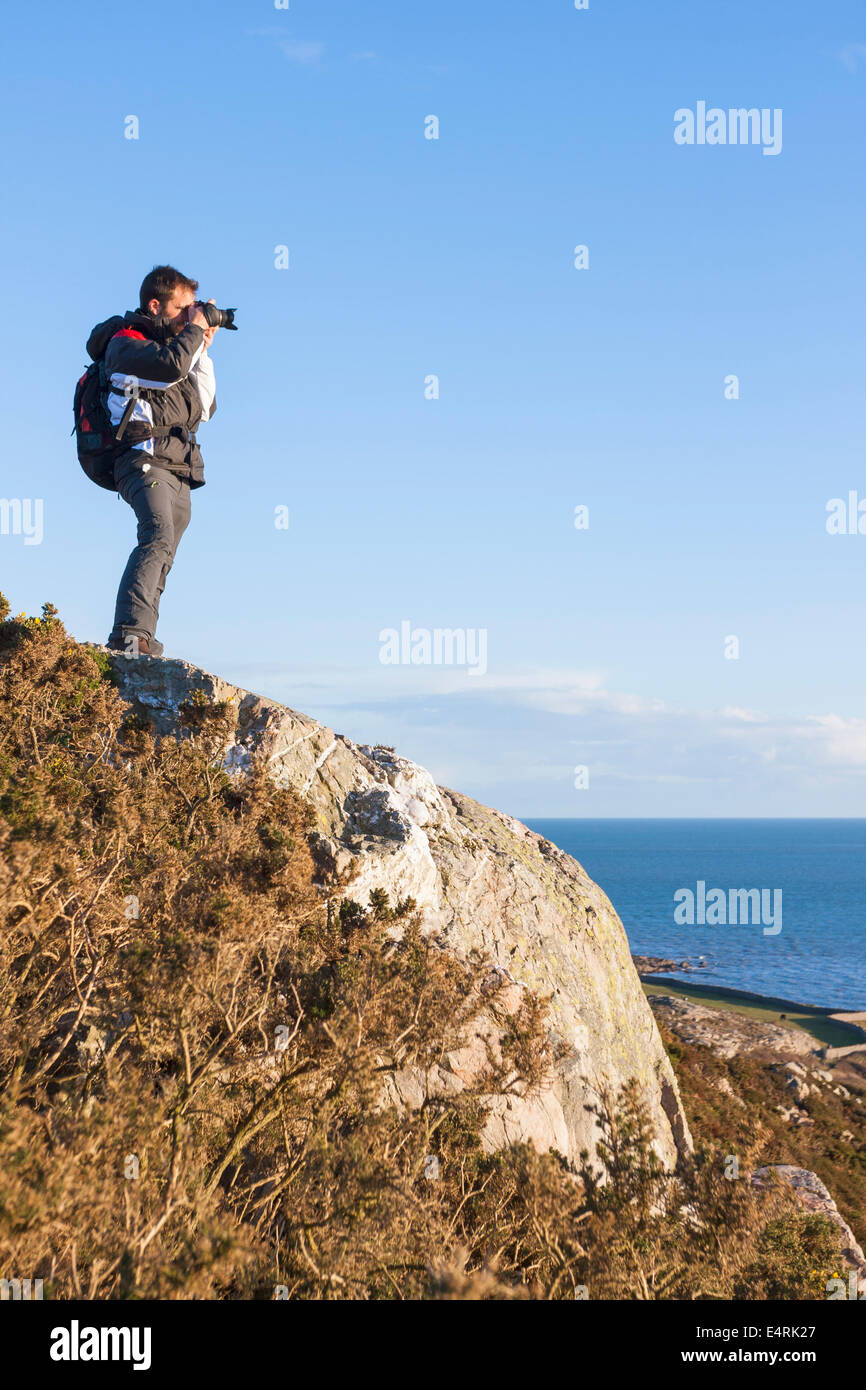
[{"xmin": 87, "ymin": 265, "xmax": 220, "ymax": 658}]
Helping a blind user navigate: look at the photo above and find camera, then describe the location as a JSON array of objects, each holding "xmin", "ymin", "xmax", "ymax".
[{"xmin": 195, "ymin": 301, "xmax": 238, "ymax": 331}]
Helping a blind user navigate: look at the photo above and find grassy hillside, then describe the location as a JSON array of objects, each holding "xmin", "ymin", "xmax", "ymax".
[
  {"xmin": 644, "ymin": 979, "xmax": 861, "ymax": 1049},
  {"xmin": 654, "ymin": 1013, "xmax": 866, "ymax": 1255},
  {"xmin": 0, "ymin": 597, "xmax": 854, "ymax": 1300}
]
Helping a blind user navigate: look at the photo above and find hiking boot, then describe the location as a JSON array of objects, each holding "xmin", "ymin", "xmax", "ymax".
[{"xmin": 106, "ymin": 634, "xmax": 161, "ymax": 657}]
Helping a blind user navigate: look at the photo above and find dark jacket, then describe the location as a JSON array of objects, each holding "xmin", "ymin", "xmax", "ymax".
[{"xmin": 86, "ymin": 310, "xmax": 217, "ymax": 488}]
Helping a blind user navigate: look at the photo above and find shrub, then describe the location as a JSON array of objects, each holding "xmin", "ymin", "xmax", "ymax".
[{"xmin": 0, "ymin": 597, "xmax": 852, "ymax": 1300}]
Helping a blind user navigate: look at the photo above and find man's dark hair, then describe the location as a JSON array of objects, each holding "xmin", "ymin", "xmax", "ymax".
[{"xmin": 139, "ymin": 265, "xmax": 199, "ymax": 313}]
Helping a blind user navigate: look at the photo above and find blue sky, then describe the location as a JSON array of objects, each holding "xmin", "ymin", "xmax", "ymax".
[{"xmin": 1, "ymin": 0, "xmax": 864, "ymax": 816}]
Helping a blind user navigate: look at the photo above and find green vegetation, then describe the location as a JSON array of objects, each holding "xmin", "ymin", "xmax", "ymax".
[
  {"xmin": 643, "ymin": 979, "xmax": 860, "ymax": 1050},
  {"xmin": 655, "ymin": 1015, "xmax": 866, "ymax": 1254},
  {"xmin": 0, "ymin": 596, "xmax": 855, "ymax": 1300}
]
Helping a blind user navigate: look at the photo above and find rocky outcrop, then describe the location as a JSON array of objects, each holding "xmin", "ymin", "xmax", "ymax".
[
  {"xmin": 103, "ymin": 650, "xmax": 692, "ymax": 1169},
  {"xmin": 750, "ymin": 1166, "xmax": 866, "ymax": 1291},
  {"xmin": 648, "ymin": 994, "xmax": 817, "ymax": 1060},
  {"xmin": 633, "ymin": 955, "xmax": 709, "ymax": 976}
]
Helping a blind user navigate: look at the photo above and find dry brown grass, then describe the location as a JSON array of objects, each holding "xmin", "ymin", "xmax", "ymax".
[{"xmin": 0, "ymin": 596, "xmax": 847, "ymax": 1300}]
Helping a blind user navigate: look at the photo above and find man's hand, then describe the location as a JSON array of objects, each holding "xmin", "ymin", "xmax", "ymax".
[
  {"xmin": 187, "ymin": 299, "xmax": 220, "ymax": 347},
  {"xmin": 202, "ymin": 298, "xmax": 220, "ymax": 348}
]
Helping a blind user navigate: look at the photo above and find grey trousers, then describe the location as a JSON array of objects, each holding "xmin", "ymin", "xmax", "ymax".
[{"xmin": 108, "ymin": 465, "xmax": 191, "ymax": 653}]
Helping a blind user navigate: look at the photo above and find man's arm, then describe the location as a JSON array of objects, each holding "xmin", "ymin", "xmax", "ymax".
[
  {"xmin": 104, "ymin": 320, "xmax": 207, "ymax": 386},
  {"xmin": 190, "ymin": 348, "xmax": 217, "ymax": 421}
]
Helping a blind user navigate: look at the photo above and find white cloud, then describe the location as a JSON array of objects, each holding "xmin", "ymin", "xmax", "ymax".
[
  {"xmin": 278, "ymin": 39, "xmax": 324, "ymax": 65},
  {"xmin": 219, "ymin": 656, "xmax": 866, "ymax": 811},
  {"xmin": 838, "ymin": 43, "xmax": 866, "ymax": 72},
  {"xmin": 719, "ymin": 706, "xmax": 768, "ymax": 724},
  {"xmin": 799, "ymin": 714, "xmax": 866, "ymax": 766}
]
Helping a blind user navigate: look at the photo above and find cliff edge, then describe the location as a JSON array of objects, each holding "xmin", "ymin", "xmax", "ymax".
[{"xmin": 105, "ymin": 651, "xmax": 692, "ymax": 1170}]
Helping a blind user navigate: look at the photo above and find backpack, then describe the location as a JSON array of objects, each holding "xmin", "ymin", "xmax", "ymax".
[
  {"xmin": 73, "ymin": 360, "xmax": 121, "ymax": 490},
  {"xmin": 73, "ymin": 357, "xmax": 159, "ymax": 491}
]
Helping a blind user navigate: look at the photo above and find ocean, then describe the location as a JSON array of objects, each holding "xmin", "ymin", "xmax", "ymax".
[{"xmin": 524, "ymin": 819, "xmax": 866, "ymax": 1012}]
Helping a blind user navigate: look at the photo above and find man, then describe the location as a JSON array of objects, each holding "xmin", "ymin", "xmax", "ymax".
[{"xmin": 86, "ymin": 266, "xmax": 219, "ymax": 657}]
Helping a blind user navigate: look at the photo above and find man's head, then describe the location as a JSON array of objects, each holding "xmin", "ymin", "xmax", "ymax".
[{"xmin": 139, "ymin": 265, "xmax": 199, "ymax": 334}]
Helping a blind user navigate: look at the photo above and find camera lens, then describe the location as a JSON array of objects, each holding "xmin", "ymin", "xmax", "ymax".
[{"xmin": 196, "ymin": 302, "xmax": 238, "ymax": 331}]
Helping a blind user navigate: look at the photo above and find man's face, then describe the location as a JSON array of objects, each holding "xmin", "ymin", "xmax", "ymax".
[{"xmin": 148, "ymin": 286, "xmax": 195, "ymax": 335}]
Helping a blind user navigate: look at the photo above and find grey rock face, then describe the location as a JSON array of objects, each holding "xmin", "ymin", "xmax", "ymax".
[
  {"xmin": 751, "ymin": 1166, "xmax": 866, "ymax": 1290},
  {"xmin": 103, "ymin": 650, "xmax": 692, "ymax": 1169}
]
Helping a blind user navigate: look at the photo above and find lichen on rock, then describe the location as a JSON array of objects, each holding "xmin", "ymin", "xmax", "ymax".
[{"xmin": 104, "ymin": 650, "xmax": 693, "ymax": 1170}]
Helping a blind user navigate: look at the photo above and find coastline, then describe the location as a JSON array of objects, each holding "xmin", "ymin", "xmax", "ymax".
[{"xmin": 634, "ymin": 962, "xmax": 866, "ymax": 1053}]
